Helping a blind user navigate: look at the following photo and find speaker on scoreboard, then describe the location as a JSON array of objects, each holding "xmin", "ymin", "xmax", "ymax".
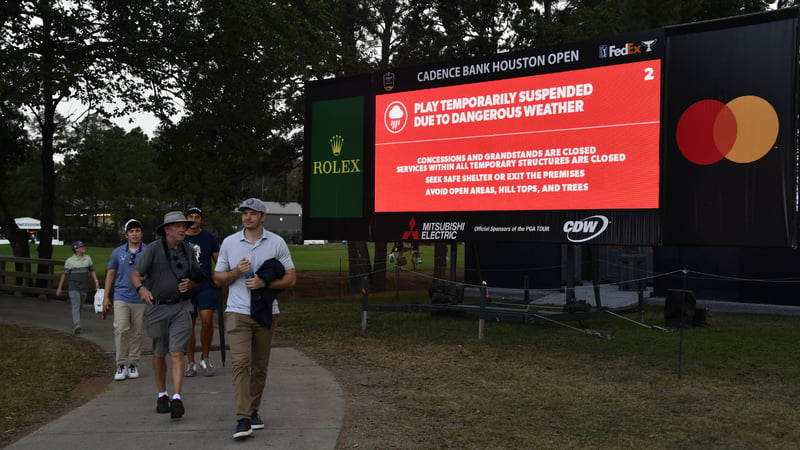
[{"xmin": 664, "ymin": 289, "xmax": 696, "ymax": 328}]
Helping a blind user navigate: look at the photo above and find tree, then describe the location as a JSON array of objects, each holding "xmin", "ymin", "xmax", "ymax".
[
  {"xmin": 153, "ymin": 0, "xmax": 336, "ymax": 223},
  {"xmin": 540, "ymin": 0, "xmax": 771, "ymax": 43},
  {"xmin": 57, "ymin": 115, "xmax": 171, "ymax": 243},
  {"xmin": 0, "ymin": 0, "xmax": 199, "ymax": 258},
  {"xmin": 0, "ymin": 102, "xmax": 33, "ymax": 257}
]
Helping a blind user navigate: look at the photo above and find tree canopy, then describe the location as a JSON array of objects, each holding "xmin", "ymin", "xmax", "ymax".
[
  {"xmin": 0, "ymin": 0, "xmax": 195, "ymax": 257},
  {"xmin": 0, "ymin": 0, "xmax": 782, "ymax": 258}
]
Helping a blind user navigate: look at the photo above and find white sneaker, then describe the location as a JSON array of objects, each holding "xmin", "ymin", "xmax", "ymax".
[
  {"xmin": 127, "ymin": 365, "xmax": 139, "ymax": 379},
  {"xmin": 199, "ymin": 358, "xmax": 214, "ymax": 377},
  {"xmin": 114, "ymin": 364, "xmax": 128, "ymax": 381}
]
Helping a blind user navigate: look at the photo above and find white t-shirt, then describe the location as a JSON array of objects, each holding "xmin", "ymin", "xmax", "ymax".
[{"xmin": 216, "ymin": 228, "xmax": 294, "ymax": 315}]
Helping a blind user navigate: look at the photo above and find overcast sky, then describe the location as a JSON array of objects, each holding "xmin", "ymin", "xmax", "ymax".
[{"xmin": 57, "ymin": 98, "xmax": 178, "ymax": 138}]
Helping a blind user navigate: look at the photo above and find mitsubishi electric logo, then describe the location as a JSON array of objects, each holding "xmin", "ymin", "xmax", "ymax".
[
  {"xmin": 563, "ymin": 215, "xmax": 609, "ymax": 243},
  {"xmin": 400, "ymin": 218, "xmax": 465, "ymax": 240},
  {"xmin": 401, "ymin": 217, "xmax": 420, "ymax": 240}
]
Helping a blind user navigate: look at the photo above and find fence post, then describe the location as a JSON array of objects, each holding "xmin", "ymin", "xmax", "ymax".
[
  {"xmin": 0, "ymin": 256, "xmax": 63, "ymax": 298},
  {"xmin": 361, "ymin": 276, "xmax": 369, "ymax": 332},
  {"xmin": 478, "ymin": 282, "xmax": 487, "ymax": 340}
]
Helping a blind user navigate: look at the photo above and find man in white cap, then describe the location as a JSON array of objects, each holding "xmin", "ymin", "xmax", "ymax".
[
  {"xmin": 130, "ymin": 211, "xmax": 204, "ymax": 420},
  {"xmin": 214, "ymin": 197, "xmax": 296, "ymax": 440},
  {"xmin": 103, "ymin": 219, "xmax": 147, "ymax": 381},
  {"xmin": 56, "ymin": 240, "xmax": 100, "ymax": 334}
]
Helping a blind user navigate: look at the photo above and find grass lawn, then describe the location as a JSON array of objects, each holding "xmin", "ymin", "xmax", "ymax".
[
  {"xmin": 0, "ymin": 242, "xmax": 462, "ymax": 280},
  {"xmin": 0, "ymin": 324, "xmax": 107, "ymax": 447},
  {"xmin": 277, "ymin": 296, "xmax": 800, "ymax": 448},
  {"xmin": 3, "ymin": 242, "xmax": 797, "ymax": 447}
]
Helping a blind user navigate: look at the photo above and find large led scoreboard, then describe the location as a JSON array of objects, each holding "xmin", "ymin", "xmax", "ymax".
[
  {"xmin": 304, "ymin": 8, "xmax": 800, "ymax": 247},
  {"xmin": 374, "ymin": 60, "xmax": 661, "ymax": 213}
]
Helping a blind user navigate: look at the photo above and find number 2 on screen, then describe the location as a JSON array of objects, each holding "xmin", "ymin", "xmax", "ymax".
[{"xmin": 644, "ymin": 67, "xmax": 655, "ymax": 80}]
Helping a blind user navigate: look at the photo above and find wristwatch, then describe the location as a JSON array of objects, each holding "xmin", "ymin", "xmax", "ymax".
[{"xmin": 136, "ymin": 285, "xmax": 144, "ymax": 292}]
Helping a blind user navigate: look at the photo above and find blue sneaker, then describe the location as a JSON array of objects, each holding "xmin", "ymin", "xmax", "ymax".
[
  {"xmin": 250, "ymin": 411, "xmax": 264, "ymax": 430},
  {"xmin": 233, "ymin": 418, "xmax": 252, "ymax": 440}
]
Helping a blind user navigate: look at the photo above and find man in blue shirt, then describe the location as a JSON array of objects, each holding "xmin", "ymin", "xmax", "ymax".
[{"xmin": 103, "ymin": 219, "xmax": 147, "ymax": 381}]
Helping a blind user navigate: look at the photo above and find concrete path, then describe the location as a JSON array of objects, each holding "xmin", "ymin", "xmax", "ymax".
[{"xmin": 0, "ymin": 295, "xmax": 343, "ymax": 449}]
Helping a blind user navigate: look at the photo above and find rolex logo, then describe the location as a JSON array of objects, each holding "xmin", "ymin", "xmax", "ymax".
[
  {"xmin": 314, "ymin": 133, "xmax": 360, "ymax": 175},
  {"xmin": 330, "ymin": 134, "xmax": 344, "ymax": 156}
]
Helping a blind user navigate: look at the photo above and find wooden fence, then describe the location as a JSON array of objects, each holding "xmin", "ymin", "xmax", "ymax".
[{"xmin": 0, "ymin": 256, "xmax": 64, "ymax": 298}]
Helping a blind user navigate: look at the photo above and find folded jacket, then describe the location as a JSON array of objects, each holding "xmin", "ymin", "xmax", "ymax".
[{"xmin": 250, "ymin": 258, "xmax": 285, "ymax": 329}]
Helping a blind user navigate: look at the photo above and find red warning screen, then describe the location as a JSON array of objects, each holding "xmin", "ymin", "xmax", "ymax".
[{"xmin": 374, "ymin": 60, "xmax": 661, "ymax": 212}]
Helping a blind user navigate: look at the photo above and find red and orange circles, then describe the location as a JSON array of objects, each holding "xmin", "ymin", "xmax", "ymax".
[{"xmin": 676, "ymin": 96, "xmax": 778, "ymax": 165}]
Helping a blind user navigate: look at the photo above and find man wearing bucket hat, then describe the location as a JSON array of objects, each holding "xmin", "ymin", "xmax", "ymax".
[
  {"xmin": 130, "ymin": 211, "xmax": 205, "ymax": 420},
  {"xmin": 214, "ymin": 197, "xmax": 296, "ymax": 440},
  {"xmin": 56, "ymin": 240, "xmax": 100, "ymax": 334},
  {"xmin": 103, "ymin": 219, "xmax": 147, "ymax": 381}
]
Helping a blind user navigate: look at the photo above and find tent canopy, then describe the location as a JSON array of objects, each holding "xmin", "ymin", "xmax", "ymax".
[{"xmin": 14, "ymin": 217, "xmax": 60, "ymax": 231}]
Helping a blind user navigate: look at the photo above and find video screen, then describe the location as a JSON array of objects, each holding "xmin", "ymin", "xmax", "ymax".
[{"xmin": 374, "ymin": 60, "xmax": 661, "ymax": 212}]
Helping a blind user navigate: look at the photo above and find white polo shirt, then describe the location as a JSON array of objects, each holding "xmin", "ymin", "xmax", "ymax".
[{"xmin": 216, "ymin": 228, "xmax": 295, "ymax": 315}]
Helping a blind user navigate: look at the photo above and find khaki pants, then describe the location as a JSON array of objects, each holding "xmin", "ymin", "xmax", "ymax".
[
  {"xmin": 113, "ymin": 300, "xmax": 146, "ymax": 366},
  {"xmin": 225, "ymin": 312, "xmax": 273, "ymax": 419}
]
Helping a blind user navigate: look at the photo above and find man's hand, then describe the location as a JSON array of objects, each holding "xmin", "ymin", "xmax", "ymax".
[
  {"xmin": 235, "ymin": 258, "xmax": 251, "ymax": 275},
  {"xmin": 138, "ymin": 286, "xmax": 154, "ymax": 305},
  {"xmin": 179, "ymin": 278, "xmax": 198, "ymax": 295},
  {"xmin": 245, "ymin": 274, "xmax": 265, "ymax": 291}
]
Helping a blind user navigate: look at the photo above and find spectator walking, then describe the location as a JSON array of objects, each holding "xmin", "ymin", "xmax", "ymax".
[
  {"xmin": 103, "ymin": 219, "xmax": 147, "ymax": 381},
  {"xmin": 56, "ymin": 240, "xmax": 99, "ymax": 334},
  {"xmin": 183, "ymin": 206, "xmax": 220, "ymax": 377},
  {"xmin": 214, "ymin": 198, "xmax": 296, "ymax": 440},
  {"xmin": 130, "ymin": 211, "xmax": 204, "ymax": 419}
]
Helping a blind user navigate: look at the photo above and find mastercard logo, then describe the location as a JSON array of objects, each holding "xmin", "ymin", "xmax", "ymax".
[{"xmin": 676, "ymin": 96, "xmax": 778, "ymax": 165}]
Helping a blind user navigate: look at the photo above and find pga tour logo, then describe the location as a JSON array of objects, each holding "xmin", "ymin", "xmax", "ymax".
[{"xmin": 563, "ymin": 215, "xmax": 609, "ymax": 243}]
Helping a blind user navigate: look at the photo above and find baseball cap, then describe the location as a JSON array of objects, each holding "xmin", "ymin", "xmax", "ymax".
[
  {"xmin": 72, "ymin": 240, "xmax": 85, "ymax": 250},
  {"xmin": 238, "ymin": 198, "xmax": 267, "ymax": 214},
  {"xmin": 187, "ymin": 206, "xmax": 203, "ymax": 217},
  {"xmin": 124, "ymin": 219, "xmax": 142, "ymax": 232}
]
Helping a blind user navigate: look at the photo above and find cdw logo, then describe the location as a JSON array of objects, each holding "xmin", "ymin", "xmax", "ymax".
[{"xmin": 563, "ymin": 215, "xmax": 610, "ymax": 243}]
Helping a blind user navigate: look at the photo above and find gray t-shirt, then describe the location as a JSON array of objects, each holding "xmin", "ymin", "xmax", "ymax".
[{"xmin": 135, "ymin": 237, "xmax": 202, "ymax": 303}]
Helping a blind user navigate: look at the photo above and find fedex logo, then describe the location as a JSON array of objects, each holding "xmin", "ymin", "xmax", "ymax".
[{"xmin": 599, "ymin": 42, "xmax": 642, "ymax": 58}]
